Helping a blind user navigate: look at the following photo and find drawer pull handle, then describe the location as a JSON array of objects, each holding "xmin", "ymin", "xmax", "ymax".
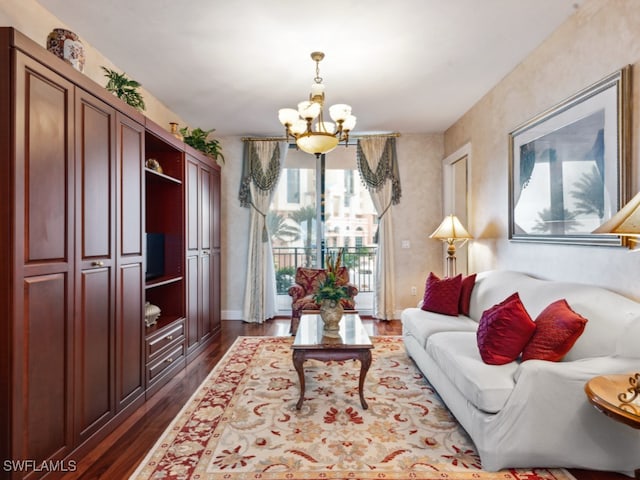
[
  {"xmin": 92, "ymin": 261, "xmax": 104, "ymax": 267},
  {"xmin": 165, "ymin": 357, "xmax": 174, "ymax": 364},
  {"xmin": 167, "ymin": 335, "xmax": 174, "ymax": 341}
]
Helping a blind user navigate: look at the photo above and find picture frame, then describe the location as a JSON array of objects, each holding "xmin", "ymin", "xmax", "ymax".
[{"xmin": 508, "ymin": 66, "xmax": 631, "ymax": 246}]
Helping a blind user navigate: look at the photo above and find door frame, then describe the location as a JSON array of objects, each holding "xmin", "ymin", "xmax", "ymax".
[{"xmin": 442, "ymin": 142, "xmax": 472, "ymax": 275}]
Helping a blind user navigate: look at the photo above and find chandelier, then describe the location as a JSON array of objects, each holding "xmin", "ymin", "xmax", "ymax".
[{"xmin": 278, "ymin": 51, "xmax": 356, "ymax": 156}]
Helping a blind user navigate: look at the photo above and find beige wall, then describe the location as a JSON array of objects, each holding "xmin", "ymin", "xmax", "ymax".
[
  {"xmin": 444, "ymin": 0, "xmax": 640, "ymax": 300},
  {"xmin": 0, "ymin": 0, "xmax": 187, "ymax": 130}
]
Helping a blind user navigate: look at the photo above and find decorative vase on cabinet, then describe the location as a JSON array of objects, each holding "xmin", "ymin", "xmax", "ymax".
[{"xmin": 46, "ymin": 28, "xmax": 86, "ymax": 72}]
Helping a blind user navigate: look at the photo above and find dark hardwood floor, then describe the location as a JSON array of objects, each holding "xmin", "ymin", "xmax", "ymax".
[{"xmin": 68, "ymin": 319, "xmax": 628, "ymax": 480}]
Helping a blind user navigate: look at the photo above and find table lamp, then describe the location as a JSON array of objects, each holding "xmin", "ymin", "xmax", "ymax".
[
  {"xmin": 430, "ymin": 214, "xmax": 472, "ymax": 278},
  {"xmin": 593, "ymin": 190, "xmax": 640, "ymax": 405}
]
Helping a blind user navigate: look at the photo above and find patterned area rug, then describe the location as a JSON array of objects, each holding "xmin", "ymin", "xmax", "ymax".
[{"xmin": 131, "ymin": 336, "xmax": 575, "ymax": 480}]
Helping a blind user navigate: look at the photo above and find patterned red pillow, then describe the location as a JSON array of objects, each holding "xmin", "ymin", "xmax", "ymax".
[
  {"xmin": 477, "ymin": 292, "xmax": 536, "ymax": 365},
  {"xmin": 421, "ymin": 272, "xmax": 462, "ymax": 316},
  {"xmin": 522, "ymin": 299, "xmax": 588, "ymax": 362},
  {"xmin": 458, "ymin": 273, "xmax": 477, "ymax": 316}
]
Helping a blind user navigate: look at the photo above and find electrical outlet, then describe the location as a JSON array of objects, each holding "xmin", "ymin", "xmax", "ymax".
[
  {"xmin": 401, "ymin": 240, "xmax": 410, "ymax": 249},
  {"xmin": 411, "ymin": 286, "xmax": 417, "ymax": 296}
]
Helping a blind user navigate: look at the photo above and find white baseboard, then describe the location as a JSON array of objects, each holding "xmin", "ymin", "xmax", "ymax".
[{"xmin": 222, "ymin": 310, "xmax": 243, "ymax": 320}]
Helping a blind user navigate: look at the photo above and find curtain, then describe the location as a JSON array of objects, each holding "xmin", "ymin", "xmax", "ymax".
[
  {"xmin": 357, "ymin": 136, "xmax": 401, "ymax": 320},
  {"xmin": 239, "ymin": 140, "xmax": 287, "ymax": 323}
]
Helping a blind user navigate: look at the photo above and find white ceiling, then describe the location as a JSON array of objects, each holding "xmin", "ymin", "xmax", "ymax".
[{"xmin": 37, "ymin": 0, "xmax": 584, "ymax": 137}]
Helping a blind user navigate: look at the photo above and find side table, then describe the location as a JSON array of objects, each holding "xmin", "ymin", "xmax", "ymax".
[{"xmin": 585, "ymin": 373, "xmax": 640, "ymax": 479}]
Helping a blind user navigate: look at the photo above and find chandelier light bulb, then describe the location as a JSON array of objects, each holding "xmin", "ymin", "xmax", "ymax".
[
  {"xmin": 315, "ymin": 121, "xmax": 336, "ymax": 134},
  {"xmin": 329, "ymin": 104, "xmax": 352, "ymax": 122},
  {"xmin": 342, "ymin": 115, "xmax": 357, "ymax": 131},
  {"xmin": 297, "ymin": 100, "xmax": 321, "ymax": 120}
]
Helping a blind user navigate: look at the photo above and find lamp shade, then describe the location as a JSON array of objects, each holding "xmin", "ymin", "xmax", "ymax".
[
  {"xmin": 592, "ymin": 190, "xmax": 640, "ymax": 236},
  {"xmin": 430, "ymin": 214, "xmax": 472, "ymax": 240}
]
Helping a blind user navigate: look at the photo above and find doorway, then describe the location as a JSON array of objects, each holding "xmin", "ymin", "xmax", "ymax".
[{"xmin": 443, "ymin": 143, "xmax": 471, "ymax": 276}]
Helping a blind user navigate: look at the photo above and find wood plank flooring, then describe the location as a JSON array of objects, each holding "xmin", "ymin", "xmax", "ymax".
[{"xmin": 69, "ymin": 319, "xmax": 628, "ymax": 480}]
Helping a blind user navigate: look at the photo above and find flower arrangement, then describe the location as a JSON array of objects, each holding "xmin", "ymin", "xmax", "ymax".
[{"xmin": 312, "ymin": 249, "xmax": 349, "ymax": 303}]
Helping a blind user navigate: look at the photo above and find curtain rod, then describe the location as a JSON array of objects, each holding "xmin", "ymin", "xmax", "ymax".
[{"xmin": 241, "ymin": 132, "xmax": 401, "ymax": 142}]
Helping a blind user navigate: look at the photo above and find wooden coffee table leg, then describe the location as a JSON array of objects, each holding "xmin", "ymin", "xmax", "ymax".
[
  {"xmin": 358, "ymin": 349, "xmax": 372, "ymax": 409},
  {"xmin": 292, "ymin": 350, "xmax": 306, "ymax": 409}
]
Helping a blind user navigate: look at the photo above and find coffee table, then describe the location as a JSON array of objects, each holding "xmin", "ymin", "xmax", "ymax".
[{"xmin": 292, "ymin": 312, "xmax": 373, "ymax": 410}]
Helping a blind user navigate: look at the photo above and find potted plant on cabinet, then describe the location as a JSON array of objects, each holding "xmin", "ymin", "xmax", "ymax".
[
  {"xmin": 179, "ymin": 126, "xmax": 225, "ymax": 164},
  {"xmin": 101, "ymin": 66, "xmax": 146, "ymax": 111}
]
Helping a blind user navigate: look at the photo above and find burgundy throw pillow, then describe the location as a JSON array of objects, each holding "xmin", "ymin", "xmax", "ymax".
[
  {"xmin": 522, "ymin": 299, "xmax": 588, "ymax": 362},
  {"xmin": 476, "ymin": 293, "xmax": 536, "ymax": 365},
  {"xmin": 421, "ymin": 272, "xmax": 462, "ymax": 316},
  {"xmin": 458, "ymin": 273, "xmax": 477, "ymax": 316}
]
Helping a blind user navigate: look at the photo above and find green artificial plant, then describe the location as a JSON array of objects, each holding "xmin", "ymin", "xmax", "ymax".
[
  {"xmin": 312, "ymin": 249, "xmax": 349, "ymax": 303},
  {"xmin": 101, "ymin": 67, "xmax": 146, "ymax": 111},
  {"xmin": 179, "ymin": 126, "xmax": 225, "ymax": 163}
]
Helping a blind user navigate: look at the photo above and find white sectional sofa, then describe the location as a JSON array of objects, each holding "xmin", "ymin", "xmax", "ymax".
[{"xmin": 401, "ymin": 270, "xmax": 640, "ymax": 476}]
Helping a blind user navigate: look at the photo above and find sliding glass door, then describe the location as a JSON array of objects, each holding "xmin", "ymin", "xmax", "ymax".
[{"xmin": 268, "ymin": 145, "xmax": 377, "ymax": 314}]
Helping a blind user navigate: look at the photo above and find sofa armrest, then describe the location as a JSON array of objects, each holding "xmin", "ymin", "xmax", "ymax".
[{"xmin": 288, "ymin": 284, "xmax": 306, "ymax": 301}]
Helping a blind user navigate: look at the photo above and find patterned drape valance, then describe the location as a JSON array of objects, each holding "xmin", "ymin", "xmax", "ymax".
[
  {"xmin": 239, "ymin": 140, "xmax": 282, "ymax": 208},
  {"xmin": 357, "ymin": 137, "xmax": 401, "ymax": 206}
]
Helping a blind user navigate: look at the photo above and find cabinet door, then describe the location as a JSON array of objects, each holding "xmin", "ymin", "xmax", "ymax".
[
  {"xmin": 185, "ymin": 155, "xmax": 220, "ymax": 357},
  {"xmin": 199, "ymin": 165, "xmax": 213, "ymax": 341},
  {"xmin": 211, "ymin": 167, "xmax": 221, "ymax": 335},
  {"xmin": 115, "ymin": 113, "xmax": 145, "ymax": 411},
  {"xmin": 74, "ymin": 89, "xmax": 117, "ymax": 443},
  {"xmin": 12, "ymin": 52, "xmax": 75, "ymax": 465},
  {"xmin": 186, "ymin": 159, "xmax": 200, "ymax": 352}
]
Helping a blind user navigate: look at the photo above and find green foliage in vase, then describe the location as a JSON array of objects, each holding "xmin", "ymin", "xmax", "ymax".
[
  {"xmin": 312, "ymin": 249, "xmax": 349, "ymax": 303},
  {"xmin": 179, "ymin": 126, "xmax": 225, "ymax": 163},
  {"xmin": 101, "ymin": 67, "xmax": 146, "ymax": 111}
]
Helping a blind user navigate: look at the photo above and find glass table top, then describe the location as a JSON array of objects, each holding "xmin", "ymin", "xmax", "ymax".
[{"xmin": 293, "ymin": 313, "xmax": 372, "ymax": 348}]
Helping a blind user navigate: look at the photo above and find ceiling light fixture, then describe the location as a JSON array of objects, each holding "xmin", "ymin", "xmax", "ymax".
[{"xmin": 278, "ymin": 51, "xmax": 356, "ymax": 157}]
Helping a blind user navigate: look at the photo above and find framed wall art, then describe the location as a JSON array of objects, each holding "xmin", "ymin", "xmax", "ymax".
[{"xmin": 508, "ymin": 66, "xmax": 630, "ymax": 245}]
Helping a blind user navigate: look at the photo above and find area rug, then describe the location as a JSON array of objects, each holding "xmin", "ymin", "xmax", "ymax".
[{"xmin": 130, "ymin": 336, "xmax": 575, "ymax": 480}]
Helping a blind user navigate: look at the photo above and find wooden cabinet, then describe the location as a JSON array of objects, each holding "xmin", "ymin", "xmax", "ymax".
[
  {"xmin": 10, "ymin": 48, "xmax": 76, "ymax": 470},
  {"xmin": 186, "ymin": 153, "xmax": 221, "ymax": 361},
  {"xmin": 143, "ymin": 123, "xmax": 187, "ymax": 396},
  {"xmin": 0, "ymin": 27, "xmax": 220, "ymax": 478}
]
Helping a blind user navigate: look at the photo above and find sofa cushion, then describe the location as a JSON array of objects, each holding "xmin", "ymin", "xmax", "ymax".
[
  {"xmin": 522, "ymin": 299, "xmax": 588, "ymax": 362},
  {"xmin": 421, "ymin": 272, "xmax": 462, "ymax": 316},
  {"xmin": 426, "ymin": 331, "xmax": 518, "ymax": 413},
  {"xmin": 459, "ymin": 273, "xmax": 477, "ymax": 316},
  {"xmin": 477, "ymin": 293, "xmax": 536, "ymax": 365},
  {"xmin": 401, "ymin": 308, "xmax": 477, "ymax": 349}
]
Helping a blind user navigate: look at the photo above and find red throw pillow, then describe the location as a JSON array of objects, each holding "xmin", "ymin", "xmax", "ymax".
[
  {"xmin": 421, "ymin": 272, "xmax": 462, "ymax": 316},
  {"xmin": 476, "ymin": 293, "xmax": 536, "ymax": 365},
  {"xmin": 522, "ymin": 299, "xmax": 588, "ymax": 362},
  {"xmin": 458, "ymin": 273, "xmax": 477, "ymax": 316}
]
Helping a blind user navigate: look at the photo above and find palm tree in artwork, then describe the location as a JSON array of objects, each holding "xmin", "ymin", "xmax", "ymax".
[
  {"xmin": 532, "ymin": 207, "xmax": 580, "ymax": 234},
  {"xmin": 570, "ymin": 165, "xmax": 605, "ymax": 220}
]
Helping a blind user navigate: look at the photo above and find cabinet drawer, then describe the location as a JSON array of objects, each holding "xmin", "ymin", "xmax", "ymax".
[
  {"xmin": 147, "ymin": 343, "xmax": 185, "ymax": 384},
  {"xmin": 146, "ymin": 321, "xmax": 185, "ymax": 361}
]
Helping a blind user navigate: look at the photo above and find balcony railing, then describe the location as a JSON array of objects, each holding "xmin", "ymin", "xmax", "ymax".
[{"xmin": 273, "ymin": 246, "xmax": 377, "ymax": 294}]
